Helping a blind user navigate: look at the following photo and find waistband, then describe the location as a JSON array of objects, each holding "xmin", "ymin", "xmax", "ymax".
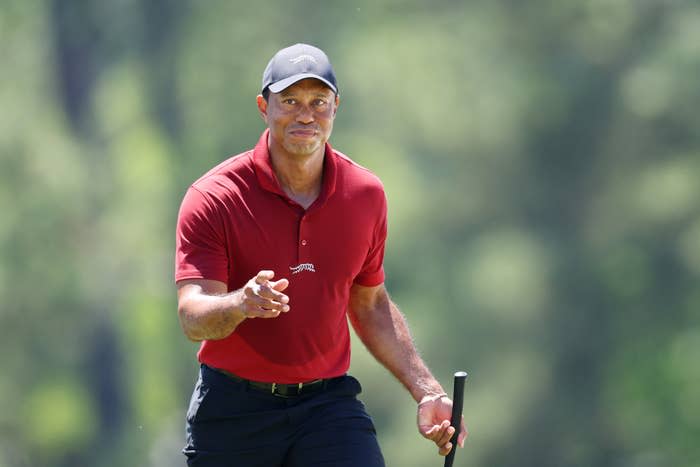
[{"xmin": 205, "ymin": 365, "xmax": 342, "ymax": 398}]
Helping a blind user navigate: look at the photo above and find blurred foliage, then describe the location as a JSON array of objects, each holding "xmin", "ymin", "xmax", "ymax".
[{"xmin": 1, "ymin": 0, "xmax": 700, "ymax": 466}]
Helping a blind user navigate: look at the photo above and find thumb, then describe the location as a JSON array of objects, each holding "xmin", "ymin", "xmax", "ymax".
[{"xmin": 255, "ymin": 270, "xmax": 275, "ymax": 284}]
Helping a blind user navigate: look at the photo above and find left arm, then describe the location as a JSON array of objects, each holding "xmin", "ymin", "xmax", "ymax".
[{"xmin": 348, "ymin": 283, "xmax": 467, "ymax": 456}]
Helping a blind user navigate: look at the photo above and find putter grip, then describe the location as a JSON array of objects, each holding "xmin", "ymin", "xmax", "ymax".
[{"xmin": 444, "ymin": 371, "xmax": 467, "ymax": 467}]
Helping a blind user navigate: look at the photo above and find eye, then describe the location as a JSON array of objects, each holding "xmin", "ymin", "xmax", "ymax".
[
  {"xmin": 282, "ymin": 98, "xmax": 297, "ymax": 105},
  {"xmin": 312, "ymin": 99, "xmax": 327, "ymax": 107}
]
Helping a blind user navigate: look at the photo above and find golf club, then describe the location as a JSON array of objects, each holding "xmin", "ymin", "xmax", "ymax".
[{"xmin": 444, "ymin": 371, "xmax": 467, "ymax": 467}]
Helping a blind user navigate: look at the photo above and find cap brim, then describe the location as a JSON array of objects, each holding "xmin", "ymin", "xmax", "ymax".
[{"xmin": 267, "ymin": 73, "xmax": 337, "ymax": 94}]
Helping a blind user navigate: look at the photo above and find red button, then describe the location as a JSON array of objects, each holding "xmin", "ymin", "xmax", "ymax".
[{"xmin": 301, "ymin": 240, "xmax": 307, "ymax": 246}]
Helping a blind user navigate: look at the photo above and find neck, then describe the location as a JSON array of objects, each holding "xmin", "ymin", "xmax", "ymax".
[{"xmin": 268, "ymin": 138, "xmax": 325, "ymax": 209}]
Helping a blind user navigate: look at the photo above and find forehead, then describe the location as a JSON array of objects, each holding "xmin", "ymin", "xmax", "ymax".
[{"xmin": 278, "ymin": 78, "xmax": 335, "ymax": 96}]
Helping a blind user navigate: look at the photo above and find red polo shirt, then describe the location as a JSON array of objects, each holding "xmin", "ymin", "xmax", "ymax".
[{"xmin": 175, "ymin": 130, "xmax": 387, "ymax": 383}]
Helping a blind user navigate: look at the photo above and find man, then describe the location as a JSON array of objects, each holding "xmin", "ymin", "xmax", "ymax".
[{"xmin": 175, "ymin": 43, "xmax": 467, "ymax": 467}]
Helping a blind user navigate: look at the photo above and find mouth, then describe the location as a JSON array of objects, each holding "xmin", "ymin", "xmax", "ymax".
[{"xmin": 288, "ymin": 128, "xmax": 318, "ymax": 138}]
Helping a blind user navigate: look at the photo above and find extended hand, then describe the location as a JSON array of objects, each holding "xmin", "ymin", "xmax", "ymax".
[
  {"xmin": 417, "ymin": 394, "xmax": 468, "ymax": 456},
  {"xmin": 238, "ymin": 270, "xmax": 290, "ymax": 318}
]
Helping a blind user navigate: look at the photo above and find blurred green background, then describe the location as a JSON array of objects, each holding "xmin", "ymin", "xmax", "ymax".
[{"xmin": 2, "ymin": 1, "xmax": 700, "ymax": 466}]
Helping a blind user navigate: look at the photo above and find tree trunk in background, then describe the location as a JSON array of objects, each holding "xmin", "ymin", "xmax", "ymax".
[
  {"xmin": 140, "ymin": 0, "xmax": 188, "ymax": 142},
  {"xmin": 50, "ymin": 0, "xmax": 102, "ymax": 136}
]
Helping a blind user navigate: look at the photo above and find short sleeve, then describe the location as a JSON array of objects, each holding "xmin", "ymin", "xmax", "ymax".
[
  {"xmin": 353, "ymin": 191, "xmax": 387, "ymax": 287},
  {"xmin": 175, "ymin": 186, "xmax": 229, "ymax": 284}
]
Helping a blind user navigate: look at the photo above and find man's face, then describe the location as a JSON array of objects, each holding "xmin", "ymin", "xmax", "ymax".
[{"xmin": 258, "ymin": 78, "xmax": 339, "ymax": 158}]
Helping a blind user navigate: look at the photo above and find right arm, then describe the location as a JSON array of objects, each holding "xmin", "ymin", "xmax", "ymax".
[{"xmin": 177, "ymin": 270, "xmax": 290, "ymax": 341}]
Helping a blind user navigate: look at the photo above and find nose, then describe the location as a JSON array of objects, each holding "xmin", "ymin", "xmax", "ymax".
[{"xmin": 295, "ymin": 104, "xmax": 314, "ymax": 124}]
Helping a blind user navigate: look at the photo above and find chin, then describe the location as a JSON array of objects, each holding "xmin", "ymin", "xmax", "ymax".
[{"xmin": 284, "ymin": 141, "xmax": 322, "ymax": 156}]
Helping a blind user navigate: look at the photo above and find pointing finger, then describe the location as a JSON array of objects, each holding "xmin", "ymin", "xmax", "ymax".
[{"xmin": 269, "ymin": 278, "xmax": 289, "ymax": 292}]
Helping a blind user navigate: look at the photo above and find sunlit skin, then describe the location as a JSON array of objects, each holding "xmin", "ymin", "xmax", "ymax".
[
  {"xmin": 177, "ymin": 77, "xmax": 467, "ymax": 458},
  {"xmin": 257, "ymin": 78, "xmax": 339, "ymax": 158},
  {"xmin": 256, "ymin": 79, "xmax": 339, "ymax": 208}
]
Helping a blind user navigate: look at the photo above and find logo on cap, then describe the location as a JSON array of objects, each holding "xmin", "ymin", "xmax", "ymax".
[{"xmin": 289, "ymin": 54, "xmax": 318, "ymax": 64}]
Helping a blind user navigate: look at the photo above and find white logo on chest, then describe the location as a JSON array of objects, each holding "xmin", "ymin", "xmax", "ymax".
[{"xmin": 290, "ymin": 263, "xmax": 316, "ymax": 274}]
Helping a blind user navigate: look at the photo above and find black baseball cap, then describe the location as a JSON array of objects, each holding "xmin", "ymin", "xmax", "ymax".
[{"xmin": 262, "ymin": 43, "xmax": 338, "ymax": 95}]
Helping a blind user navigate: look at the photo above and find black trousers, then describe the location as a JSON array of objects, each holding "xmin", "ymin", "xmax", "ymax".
[{"xmin": 184, "ymin": 365, "xmax": 386, "ymax": 467}]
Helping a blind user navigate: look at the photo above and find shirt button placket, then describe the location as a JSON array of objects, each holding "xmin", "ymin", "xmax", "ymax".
[{"xmin": 299, "ymin": 215, "xmax": 309, "ymax": 262}]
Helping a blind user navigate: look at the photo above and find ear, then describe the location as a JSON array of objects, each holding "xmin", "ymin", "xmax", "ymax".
[
  {"xmin": 333, "ymin": 94, "xmax": 340, "ymax": 117},
  {"xmin": 256, "ymin": 95, "xmax": 268, "ymax": 122}
]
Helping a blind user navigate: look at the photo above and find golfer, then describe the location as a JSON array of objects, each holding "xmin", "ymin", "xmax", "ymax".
[{"xmin": 175, "ymin": 43, "xmax": 467, "ymax": 467}]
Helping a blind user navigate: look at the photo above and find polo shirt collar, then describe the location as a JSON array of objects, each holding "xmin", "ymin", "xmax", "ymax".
[{"xmin": 252, "ymin": 129, "xmax": 337, "ymax": 209}]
